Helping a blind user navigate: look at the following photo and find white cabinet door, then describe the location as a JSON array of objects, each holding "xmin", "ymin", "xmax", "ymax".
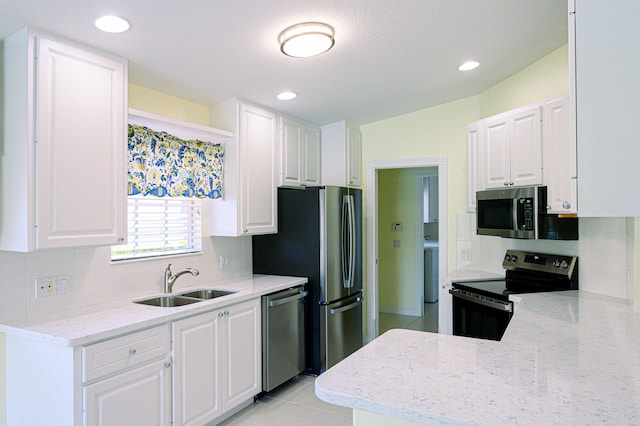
[
  {"xmin": 482, "ymin": 106, "xmax": 542, "ymax": 189},
  {"xmin": 466, "ymin": 121, "xmax": 483, "ymax": 211},
  {"xmin": 483, "ymin": 115, "xmax": 511, "ymax": 189},
  {"xmin": 280, "ymin": 115, "xmax": 321, "ymax": 187},
  {"xmin": 172, "ymin": 299, "xmax": 260, "ymax": 425},
  {"xmin": 573, "ymin": 0, "xmax": 640, "ymax": 216},
  {"xmin": 320, "ymin": 120, "xmax": 362, "ymax": 188},
  {"xmin": 543, "ymin": 94, "xmax": 577, "ymax": 213},
  {"xmin": 83, "ymin": 358, "xmax": 172, "ymax": 426},
  {"xmin": 347, "ymin": 127, "xmax": 362, "ymax": 187},
  {"xmin": 172, "ymin": 312, "xmax": 222, "ymax": 426},
  {"xmin": 281, "ymin": 116, "xmax": 302, "ymax": 186},
  {"xmin": 510, "ymin": 106, "xmax": 542, "ymax": 187},
  {"xmin": 209, "ymin": 99, "xmax": 277, "ymax": 236},
  {"xmin": 1, "ymin": 28, "xmax": 127, "ymax": 252},
  {"xmin": 240, "ymin": 103, "xmax": 278, "ymax": 235},
  {"xmin": 222, "ymin": 300, "xmax": 261, "ymax": 411},
  {"xmin": 302, "ymin": 124, "xmax": 321, "ymax": 186}
]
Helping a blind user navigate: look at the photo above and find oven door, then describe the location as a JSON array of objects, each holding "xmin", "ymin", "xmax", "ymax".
[{"xmin": 449, "ymin": 288, "xmax": 513, "ymax": 341}]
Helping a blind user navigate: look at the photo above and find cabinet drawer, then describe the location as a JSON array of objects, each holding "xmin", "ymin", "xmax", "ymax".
[{"xmin": 82, "ymin": 325, "xmax": 170, "ymax": 383}]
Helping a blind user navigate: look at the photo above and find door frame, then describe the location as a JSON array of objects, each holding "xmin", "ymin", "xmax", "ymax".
[{"xmin": 366, "ymin": 157, "xmax": 448, "ymax": 341}]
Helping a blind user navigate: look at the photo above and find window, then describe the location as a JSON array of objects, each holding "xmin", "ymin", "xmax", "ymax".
[{"xmin": 111, "ymin": 196, "xmax": 202, "ymax": 261}]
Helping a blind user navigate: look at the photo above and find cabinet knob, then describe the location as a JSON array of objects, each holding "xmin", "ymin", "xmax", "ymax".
[
  {"xmin": 164, "ymin": 362, "xmax": 171, "ymax": 369},
  {"xmin": 509, "ymin": 182, "xmax": 514, "ymax": 186},
  {"xmin": 562, "ymin": 201, "xmax": 571, "ymax": 209},
  {"xmin": 224, "ymin": 310, "xmax": 230, "ymax": 316},
  {"xmin": 218, "ymin": 312, "xmax": 224, "ymax": 317},
  {"xmin": 504, "ymin": 182, "xmax": 509, "ymax": 186},
  {"xmin": 117, "ymin": 237, "xmax": 125, "ymax": 243},
  {"xmin": 129, "ymin": 348, "xmax": 137, "ymax": 356}
]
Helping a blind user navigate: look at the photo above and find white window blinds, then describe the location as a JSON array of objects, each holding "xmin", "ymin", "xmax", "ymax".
[{"xmin": 111, "ymin": 196, "xmax": 202, "ymax": 261}]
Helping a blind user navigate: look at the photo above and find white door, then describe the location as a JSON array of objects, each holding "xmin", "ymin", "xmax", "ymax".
[
  {"xmin": 509, "ymin": 105, "xmax": 542, "ymax": 187},
  {"xmin": 483, "ymin": 115, "xmax": 511, "ymax": 189},
  {"xmin": 223, "ymin": 300, "xmax": 261, "ymax": 411},
  {"xmin": 35, "ymin": 36, "xmax": 126, "ymax": 249},
  {"xmin": 239, "ymin": 103, "xmax": 277, "ymax": 234},
  {"xmin": 466, "ymin": 121, "xmax": 482, "ymax": 211},
  {"xmin": 172, "ymin": 312, "xmax": 222, "ymax": 426},
  {"xmin": 83, "ymin": 359, "xmax": 171, "ymax": 426},
  {"xmin": 302, "ymin": 124, "xmax": 321, "ymax": 185}
]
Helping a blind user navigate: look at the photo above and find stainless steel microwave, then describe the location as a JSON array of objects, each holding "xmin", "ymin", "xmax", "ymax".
[{"xmin": 476, "ymin": 186, "xmax": 578, "ymax": 240}]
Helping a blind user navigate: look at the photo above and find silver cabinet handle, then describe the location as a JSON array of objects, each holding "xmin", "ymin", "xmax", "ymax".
[
  {"xmin": 218, "ymin": 312, "xmax": 224, "ymax": 317},
  {"xmin": 129, "ymin": 349, "xmax": 136, "ymax": 356},
  {"xmin": 164, "ymin": 362, "xmax": 171, "ymax": 368},
  {"xmin": 267, "ymin": 290, "xmax": 308, "ymax": 307},
  {"xmin": 563, "ymin": 201, "xmax": 571, "ymax": 209}
]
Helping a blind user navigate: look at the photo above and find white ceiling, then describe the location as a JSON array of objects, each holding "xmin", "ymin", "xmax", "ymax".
[{"xmin": 0, "ymin": 0, "xmax": 568, "ymax": 126}]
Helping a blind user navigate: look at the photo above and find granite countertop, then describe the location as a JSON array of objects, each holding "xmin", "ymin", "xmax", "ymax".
[
  {"xmin": 315, "ymin": 291, "xmax": 640, "ymax": 425},
  {"xmin": 0, "ymin": 274, "xmax": 307, "ymax": 347}
]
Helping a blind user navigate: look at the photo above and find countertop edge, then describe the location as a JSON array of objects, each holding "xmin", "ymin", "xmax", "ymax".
[{"xmin": 0, "ymin": 274, "xmax": 308, "ymax": 347}]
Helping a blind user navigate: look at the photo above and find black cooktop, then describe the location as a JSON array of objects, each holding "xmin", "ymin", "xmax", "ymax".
[{"xmin": 452, "ymin": 250, "xmax": 579, "ymax": 301}]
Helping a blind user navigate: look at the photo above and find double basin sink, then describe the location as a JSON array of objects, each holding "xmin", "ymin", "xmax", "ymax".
[{"xmin": 134, "ymin": 289, "xmax": 237, "ymax": 307}]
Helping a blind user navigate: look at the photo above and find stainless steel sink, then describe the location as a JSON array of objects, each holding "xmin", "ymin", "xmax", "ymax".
[
  {"xmin": 134, "ymin": 295, "xmax": 201, "ymax": 307},
  {"xmin": 178, "ymin": 289, "xmax": 237, "ymax": 299}
]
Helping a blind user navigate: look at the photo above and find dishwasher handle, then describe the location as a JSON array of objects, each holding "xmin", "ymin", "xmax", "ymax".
[{"xmin": 267, "ymin": 289, "xmax": 308, "ymax": 307}]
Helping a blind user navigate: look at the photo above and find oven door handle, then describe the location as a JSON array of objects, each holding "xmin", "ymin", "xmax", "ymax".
[{"xmin": 449, "ymin": 289, "xmax": 513, "ymax": 312}]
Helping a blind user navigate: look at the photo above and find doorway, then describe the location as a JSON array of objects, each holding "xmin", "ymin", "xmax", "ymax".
[{"xmin": 365, "ymin": 157, "xmax": 448, "ymax": 340}]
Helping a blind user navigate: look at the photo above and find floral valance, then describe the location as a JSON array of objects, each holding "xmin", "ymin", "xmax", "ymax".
[{"xmin": 127, "ymin": 124, "xmax": 224, "ymax": 199}]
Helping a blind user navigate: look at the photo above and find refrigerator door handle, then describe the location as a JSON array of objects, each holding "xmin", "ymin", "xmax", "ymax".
[
  {"xmin": 341, "ymin": 195, "xmax": 356, "ymax": 289},
  {"xmin": 328, "ymin": 296, "xmax": 363, "ymax": 315}
]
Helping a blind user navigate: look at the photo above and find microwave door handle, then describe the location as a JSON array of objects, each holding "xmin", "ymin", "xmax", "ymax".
[{"xmin": 512, "ymin": 198, "xmax": 519, "ymax": 232}]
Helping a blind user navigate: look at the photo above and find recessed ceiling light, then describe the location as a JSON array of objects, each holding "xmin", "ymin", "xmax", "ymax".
[
  {"xmin": 277, "ymin": 91, "xmax": 298, "ymax": 101},
  {"xmin": 279, "ymin": 22, "xmax": 335, "ymax": 58},
  {"xmin": 458, "ymin": 61, "xmax": 480, "ymax": 71},
  {"xmin": 94, "ymin": 15, "xmax": 130, "ymax": 33}
]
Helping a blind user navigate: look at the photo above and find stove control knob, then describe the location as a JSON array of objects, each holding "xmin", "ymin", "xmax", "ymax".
[
  {"xmin": 560, "ymin": 260, "xmax": 569, "ymax": 269},
  {"xmin": 511, "ymin": 255, "xmax": 518, "ymax": 262},
  {"xmin": 505, "ymin": 254, "xmax": 511, "ymax": 261},
  {"xmin": 553, "ymin": 260, "xmax": 561, "ymax": 267}
]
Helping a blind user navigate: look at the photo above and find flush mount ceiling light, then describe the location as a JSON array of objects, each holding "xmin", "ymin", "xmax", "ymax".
[
  {"xmin": 458, "ymin": 61, "xmax": 480, "ymax": 71},
  {"xmin": 279, "ymin": 22, "xmax": 335, "ymax": 58},
  {"xmin": 94, "ymin": 15, "xmax": 130, "ymax": 33},
  {"xmin": 277, "ymin": 91, "xmax": 298, "ymax": 100}
]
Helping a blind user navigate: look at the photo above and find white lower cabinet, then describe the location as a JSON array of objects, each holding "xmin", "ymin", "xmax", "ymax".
[
  {"xmin": 83, "ymin": 358, "xmax": 172, "ymax": 426},
  {"xmin": 172, "ymin": 298, "xmax": 261, "ymax": 426},
  {"xmin": 5, "ymin": 299, "xmax": 261, "ymax": 426}
]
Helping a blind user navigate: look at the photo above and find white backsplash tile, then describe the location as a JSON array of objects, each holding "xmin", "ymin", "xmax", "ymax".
[
  {"xmin": 0, "ymin": 234, "xmax": 252, "ymax": 324},
  {"xmin": 456, "ymin": 215, "xmax": 633, "ymax": 300}
]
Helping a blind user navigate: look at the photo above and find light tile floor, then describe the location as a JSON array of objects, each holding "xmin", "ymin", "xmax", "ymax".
[
  {"xmin": 218, "ymin": 375, "xmax": 351, "ymax": 426},
  {"xmin": 379, "ymin": 301, "xmax": 438, "ymax": 335},
  {"xmin": 218, "ymin": 302, "xmax": 438, "ymax": 425}
]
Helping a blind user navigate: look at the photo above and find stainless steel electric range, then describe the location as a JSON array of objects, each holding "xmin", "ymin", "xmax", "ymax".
[{"xmin": 450, "ymin": 250, "xmax": 578, "ymax": 341}]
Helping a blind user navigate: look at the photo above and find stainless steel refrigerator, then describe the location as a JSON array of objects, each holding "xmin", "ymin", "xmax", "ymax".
[{"xmin": 253, "ymin": 186, "xmax": 363, "ymax": 374}]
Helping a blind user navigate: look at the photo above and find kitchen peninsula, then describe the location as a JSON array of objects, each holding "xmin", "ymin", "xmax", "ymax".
[{"xmin": 315, "ymin": 291, "xmax": 640, "ymax": 425}]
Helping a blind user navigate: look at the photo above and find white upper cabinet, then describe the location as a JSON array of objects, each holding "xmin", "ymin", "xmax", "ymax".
[
  {"xmin": 483, "ymin": 105, "xmax": 542, "ymax": 189},
  {"xmin": 320, "ymin": 120, "xmax": 362, "ymax": 188},
  {"xmin": 466, "ymin": 121, "xmax": 483, "ymax": 211},
  {"xmin": 571, "ymin": 0, "xmax": 640, "ymax": 216},
  {"xmin": 279, "ymin": 114, "xmax": 321, "ymax": 187},
  {"xmin": 209, "ymin": 99, "xmax": 278, "ymax": 236},
  {"xmin": 1, "ymin": 27, "xmax": 127, "ymax": 252},
  {"xmin": 543, "ymin": 94, "xmax": 577, "ymax": 214}
]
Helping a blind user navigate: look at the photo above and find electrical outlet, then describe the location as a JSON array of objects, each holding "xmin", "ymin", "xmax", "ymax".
[
  {"xmin": 219, "ymin": 255, "xmax": 230, "ymax": 269},
  {"xmin": 35, "ymin": 275, "xmax": 70, "ymax": 298},
  {"xmin": 458, "ymin": 248, "xmax": 472, "ymax": 261},
  {"xmin": 391, "ymin": 223, "xmax": 402, "ymax": 232}
]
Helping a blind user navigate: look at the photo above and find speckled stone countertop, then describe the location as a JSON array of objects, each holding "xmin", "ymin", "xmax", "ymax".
[
  {"xmin": 0, "ymin": 274, "xmax": 306, "ymax": 346},
  {"xmin": 315, "ymin": 291, "xmax": 640, "ymax": 425}
]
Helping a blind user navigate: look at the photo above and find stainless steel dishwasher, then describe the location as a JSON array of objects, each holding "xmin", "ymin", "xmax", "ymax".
[{"xmin": 262, "ymin": 286, "xmax": 307, "ymax": 392}]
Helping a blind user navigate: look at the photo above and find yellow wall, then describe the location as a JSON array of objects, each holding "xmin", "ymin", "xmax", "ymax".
[
  {"xmin": 378, "ymin": 169, "xmax": 421, "ymax": 311},
  {"xmin": 128, "ymin": 84, "xmax": 210, "ymax": 124},
  {"xmin": 362, "ymin": 45, "xmax": 569, "ymax": 312}
]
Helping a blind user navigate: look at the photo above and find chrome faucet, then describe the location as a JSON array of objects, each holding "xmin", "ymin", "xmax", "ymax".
[{"xmin": 164, "ymin": 264, "xmax": 199, "ymax": 293}]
